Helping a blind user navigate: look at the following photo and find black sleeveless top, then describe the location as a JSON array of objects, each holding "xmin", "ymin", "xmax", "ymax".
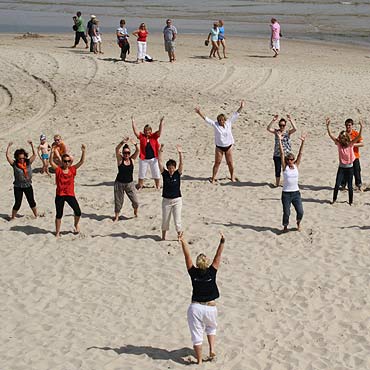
[
  {"xmin": 188, "ymin": 265, "xmax": 219, "ymax": 302},
  {"xmin": 115, "ymin": 159, "xmax": 133, "ymax": 183}
]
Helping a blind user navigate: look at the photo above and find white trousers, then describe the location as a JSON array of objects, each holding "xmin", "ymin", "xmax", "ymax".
[
  {"xmin": 161, "ymin": 197, "xmax": 182, "ymax": 232},
  {"xmin": 137, "ymin": 41, "xmax": 147, "ymax": 60}
]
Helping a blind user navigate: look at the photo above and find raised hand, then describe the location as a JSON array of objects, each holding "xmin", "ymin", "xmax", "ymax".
[
  {"xmin": 176, "ymin": 144, "xmax": 182, "ymax": 153},
  {"xmin": 325, "ymin": 117, "xmax": 330, "ymax": 126},
  {"xmin": 273, "ymin": 114, "xmax": 279, "ymax": 121},
  {"xmin": 81, "ymin": 144, "xmax": 86, "ymax": 151}
]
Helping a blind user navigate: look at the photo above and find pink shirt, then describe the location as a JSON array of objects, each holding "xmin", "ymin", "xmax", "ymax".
[
  {"xmin": 271, "ymin": 22, "xmax": 280, "ymax": 40},
  {"xmin": 337, "ymin": 143, "xmax": 355, "ymax": 166}
]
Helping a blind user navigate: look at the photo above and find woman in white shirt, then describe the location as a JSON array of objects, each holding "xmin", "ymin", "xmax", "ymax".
[
  {"xmin": 206, "ymin": 22, "xmax": 221, "ymax": 59},
  {"xmin": 277, "ymin": 131, "xmax": 306, "ymax": 232},
  {"xmin": 195, "ymin": 101, "xmax": 244, "ymax": 184}
]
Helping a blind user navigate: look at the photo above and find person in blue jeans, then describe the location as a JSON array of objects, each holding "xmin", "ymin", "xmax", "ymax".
[{"xmin": 277, "ymin": 131, "xmax": 306, "ymax": 232}]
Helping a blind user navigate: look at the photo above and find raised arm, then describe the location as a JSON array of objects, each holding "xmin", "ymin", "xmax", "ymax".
[
  {"xmin": 277, "ymin": 131, "xmax": 286, "ymax": 169},
  {"xmin": 131, "ymin": 116, "xmax": 140, "ymax": 139},
  {"xmin": 267, "ymin": 115, "xmax": 279, "ymax": 134},
  {"xmin": 350, "ymin": 120, "xmax": 363, "ymax": 144},
  {"xmin": 211, "ymin": 232, "xmax": 225, "ymax": 270},
  {"xmin": 195, "ymin": 107, "xmax": 206, "ymax": 121},
  {"xmin": 287, "ymin": 114, "xmax": 297, "ymax": 135},
  {"xmin": 28, "ymin": 140, "xmax": 36, "ymax": 164},
  {"xmin": 6, "ymin": 142, "xmax": 14, "ymax": 166},
  {"xmin": 130, "ymin": 139, "xmax": 139, "ymax": 160},
  {"xmin": 158, "ymin": 144, "xmax": 165, "ymax": 173},
  {"xmin": 74, "ymin": 144, "xmax": 86, "ymax": 169},
  {"xmin": 177, "ymin": 144, "xmax": 183, "ymax": 174},
  {"xmin": 115, "ymin": 137, "xmax": 128, "ymax": 165},
  {"xmin": 236, "ymin": 100, "xmax": 245, "ymax": 114},
  {"xmin": 179, "ymin": 234, "xmax": 193, "ymax": 270},
  {"xmin": 49, "ymin": 147, "xmax": 58, "ymax": 170},
  {"xmin": 295, "ymin": 134, "xmax": 306, "ymax": 167},
  {"xmin": 156, "ymin": 116, "xmax": 164, "ymax": 137},
  {"xmin": 325, "ymin": 117, "xmax": 338, "ymax": 143}
]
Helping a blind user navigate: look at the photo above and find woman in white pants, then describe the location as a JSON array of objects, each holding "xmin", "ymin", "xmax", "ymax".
[
  {"xmin": 179, "ymin": 232, "xmax": 225, "ymax": 365},
  {"xmin": 158, "ymin": 144, "xmax": 183, "ymax": 240},
  {"xmin": 132, "ymin": 22, "xmax": 148, "ymax": 63}
]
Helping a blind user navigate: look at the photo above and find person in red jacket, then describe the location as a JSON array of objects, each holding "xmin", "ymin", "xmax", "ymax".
[{"xmin": 132, "ymin": 115, "xmax": 164, "ymax": 190}]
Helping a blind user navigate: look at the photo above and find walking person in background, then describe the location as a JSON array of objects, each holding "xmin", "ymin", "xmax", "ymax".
[
  {"xmin": 86, "ymin": 14, "xmax": 96, "ymax": 52},
  {"xmin": 117, "ymin": 19, "xmax": 130, "ymax": 61},
  {"xmin": 133, "ymin": 23, "xmax": 149, "ymax": 63},
  {"xmin": 50, "ymin": 144, "xmax": 86, "ymax": 237},
  {"xmin": 91, "ymin": 18, "xmax": 103, "ymax": 54},
  {"xmin": 195, "ymin": 101, "xmax": 245, "ymax": 184},
  {"xmin": 6, "ymin": 141, "xmax": 38, "ymax": 220},
  {"xmin": 267, "ymin": 114, "xmax": 297, "ymax": 187},
  {"xmin": 270, "ymin": 18, "xmax": 281, "ymax": 57},
  {"xmin": 179, "ymin": 232, "xmax": 225, "ymax": 365},
  {"xmin": 72, "ymin": 11, "xmax": 88, "ymax": 49},
  {"xmin": 206, "ymin": 22, "xmax": 221, "ymax": 59},
  {"xmin": 163, "ymin": 18, "xmax": 177, "ymax": 62},
  {"xmin": 113, "ymin": 138, "xmax": 139, "ymax": 222},
  {"xmin": 158, "ymin": 144, "xmax": 183, "ymax": 240},
  {"xmin": 132, "ymin": 116, "xmax": 163, "ymax": 190},
  {"xmin": 37, "ymin": 134, "xmax": 51, "ymax": 177},
  {"xmin": 326, "ymin": 118, "xmax": 363, "ymax": 205},
  {"xmin": 217, "ymin": 19, "xmax": 227, "ymax": 58}
]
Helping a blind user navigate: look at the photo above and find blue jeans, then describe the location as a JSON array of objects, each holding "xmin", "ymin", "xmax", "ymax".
[
  {"xmin": 334, "ymin": 166, "xmax": 353, "ymax": 204},
  {"xmin": 281, "ymin": 191, "xmax": 303, "ymax": 226}
]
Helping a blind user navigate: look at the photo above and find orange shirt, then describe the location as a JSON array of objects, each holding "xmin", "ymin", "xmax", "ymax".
[{"xmin": 350, "ymin": 130, "xmax": 362, "ymax": 159}]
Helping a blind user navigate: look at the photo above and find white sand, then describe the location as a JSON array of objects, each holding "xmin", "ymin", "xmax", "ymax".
[{"xmin": 0, "ymin": 33, "xmax": 369, "ymax": 369}]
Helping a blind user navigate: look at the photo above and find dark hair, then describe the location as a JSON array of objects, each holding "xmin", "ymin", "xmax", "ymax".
[
  {"xmin": 61, "ymin": 153, "xmax": 70, "ymax": 160},
  {"xmin": 166, "ymin": 159, "xmax": 177, "ymax": 168},
  {"xmin": 122, "ymin": 144, "xmax": 129, "ymax": 151},
  {"xmin": 271, "ymin": 18, "xmax": 277, "ymax": 23},
  {"xmin": 14, "ymin": 149, "xmax": 30, "ymax": 164},
  {"xmin": 76, "ymin": 11, "xmax": 82, "ymax": 17},
  {"xmin": 345, "ymin": 118, "xmax": 354, "ymax": 125},
  {"xmin": 120, "ymin": 19, "xmax": 126, "ymax": 25},
  {"xmin": 279, "ymin": 118, "xmax": 286, "ymax": 124}
]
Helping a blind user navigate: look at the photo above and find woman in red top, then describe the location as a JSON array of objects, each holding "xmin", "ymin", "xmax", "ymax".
[
  {"xmin": 50, "ymin": 144, "xmax": 86, "ymax": 237},
  {"xmin": 132, "ymin": 22, "xmax": 149, "ymax": 63}
]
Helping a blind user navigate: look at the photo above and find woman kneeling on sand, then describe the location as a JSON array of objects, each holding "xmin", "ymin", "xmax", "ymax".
[
  {"xmin": 179, "ymin": 232, "xmax": 225, "ymax": 365},
  {"xmin": 277, "ymin": 131, "xmax": 306, "ymax": 232},
  {"xmin": 195, "ymin": 101, "xmax": 244, "ymax": 183},
  {"xmin": 50, "ymin": 144, "xmax": 86, "ymax": 237}
]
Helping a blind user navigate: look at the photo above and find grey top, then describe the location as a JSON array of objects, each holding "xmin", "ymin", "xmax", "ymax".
[
  {"xmin": 13, "ymin": 162, "xmax": 32, "ymax": 188},
  {"xmin": 163, "ymin": 25, "xmax": 177, "ymax": 41}
]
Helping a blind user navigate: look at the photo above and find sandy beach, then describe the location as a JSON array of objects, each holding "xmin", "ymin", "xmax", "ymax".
[{"xmin": 0, "ymin": 33, "xmax": 370, "ymax": 369}]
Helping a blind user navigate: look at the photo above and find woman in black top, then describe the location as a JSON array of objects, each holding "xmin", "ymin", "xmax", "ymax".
[
  {"xmin": 6, "ymin": 141, "xmax": 38, "ymax": 220},
  {"xmin": 113, "ymin": 138, "xmax": 139, "ymax": 222},
  {"xmin": 179, "ymin": 232, "xmax": 225, "ymax": 365},
  {"xmin": 158, "ymin": 144, "xmax": 183, "ymax": 240}
]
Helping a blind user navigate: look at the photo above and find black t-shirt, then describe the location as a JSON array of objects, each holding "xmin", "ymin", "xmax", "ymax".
[
  {"xmin": 162, "ymin": 169, "xmax": 181, "ymax": 199},
  {"xmin": 145, "ymin": 141, "xmax": 155, "ymax": 159},
  {"xmin": 188, "ymin": 265, "xmax": 219, "ymax": 302},
  {"xmin": 115, "ymin": 159, "xmax": 133, "ymax": 183}
]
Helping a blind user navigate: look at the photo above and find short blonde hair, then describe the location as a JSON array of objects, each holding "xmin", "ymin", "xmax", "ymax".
[{"xmin": 196, "ymin": 254, "xmax": 210, "ymax": 270}]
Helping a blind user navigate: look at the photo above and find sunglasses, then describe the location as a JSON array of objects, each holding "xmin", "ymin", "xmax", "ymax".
[
  {"xmin": 18, "ymin": 157, "xmax": 26, "ymax": 160},
  {"xmin": 279, "ymin": 124, "xmax": 286, "ymax": 128},
  {"xmin": 123, "ymin": 151, "xmax": 130, "ymax": 155},
  {"xmin": 63, "ymin": 159, "xmax": 71, "ymax": 163},
  {"xmin": 287, "ymin": 158, "xmax": 295, "ymax": 161}
]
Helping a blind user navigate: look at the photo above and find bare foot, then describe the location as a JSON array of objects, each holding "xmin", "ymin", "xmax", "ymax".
[
  {"xmin": 208, "ymin": 177, "xmax": 216, "ymax": 184},
  {"xmin": 55, "ymin": 232, "xmax": 61, "ymax": 238},
  {"xmin": 74, "ymin": 225, "xmax": 80, "ymax": 234},
  {"xmin": 283, "ymin": 226, "xmax": 288, "ymax": 233},
  {"xmin": 113, "ymin": 217, "xmax": 119, "ymax": 223},
  {"xmin": 297, "ymin": 223, "xmax": 301, "ymax": 232}
]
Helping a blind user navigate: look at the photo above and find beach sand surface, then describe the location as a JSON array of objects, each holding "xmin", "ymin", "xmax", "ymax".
[{"xmin": 0, "ymin": 33, "xmax": 369, "ymax": 369}]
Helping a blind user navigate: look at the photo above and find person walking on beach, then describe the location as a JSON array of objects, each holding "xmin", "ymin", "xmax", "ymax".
[
  {"xmin": 86, "ymin": 14, "xmax": 96, "ymax": 52},
  {"xmin": 163, "ymin": 19, "xmax": 177, "ymax": 62},
  {"xmin": 132, "ymin": 23, "xmax": 149, "ymax": 63},
  {"xmin": 267, "ymin": 114, "xmax": 297, "ymax": 187},
  {"xmin": 51, "ymin": 134, "xmax": 69, "ymax": 166},
  {"xmin": 91, "ymin": 18, "xmax": 103, "ymax": 54},
  {"xmin": 117, "ymin": 19, "xmax": 130, "ymax": 61},
  {"xmin": 132, "ymin": 115, "xmax": 163, "ymax": 190},
  {"xmin": 195, "ymin": 101, "xmax": 244, "ymax": 184},
  {"xmin": 340, "ymin": 118, "xmax": 364, "ymax": 191},
  {"xmin": 6, "ymin": 141, "xmax": 38, "ymax": 220},
  {"xmin": 206, "ymin": 22, "xmax": 221, "ymax": 59},
  {"xmin": 277, "ymin": 131, "xmax": 305, "ymax": 232},
  {"xmin": 72, "ymin": 11, "xmax": 88, "ymax": 49},
  {"xmin": 179, "ymin": 232, "xmax": 225, "ymax": 365},
  {"xmin": 50, "ymin": 144, "xmax": 86, "ymax": 237},
  {"xmin": 270, "ymin": 18, "xmax": 281, "ymax": 57},
  {"xmin": 37, "ymin": 134, "xmax": 51, "ymax": 177},
  {"xmin": 217, "ymin": 20, "xmax": 227, "ymax": 58},
  {"xmin": 113, "ymin": 138, "xmax": 139, "ymax": 222},
  {"xmin": 326, "ymin": 118, "xmax": 363, "ymax": 205},
  {"xmin": 158, "ymin": 144, "xmax": 183, "ymax": 240}
]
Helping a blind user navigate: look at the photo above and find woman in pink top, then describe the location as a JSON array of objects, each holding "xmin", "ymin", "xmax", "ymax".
[
  {"xmin": 326, "ymin": 118, "xmax": 363, "ymax": 205},
  {"xmin": 133, "ymin": 23, "xmax": 149, "ymax": 63},
  {"xmin": 270, "ymin": 18, "xmax": 281, "ymax": 58}
]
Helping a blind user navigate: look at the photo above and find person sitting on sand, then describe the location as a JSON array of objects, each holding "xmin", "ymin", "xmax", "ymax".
[
  {"xmin": 6, "ymin": 141, "xmax": 38, "ymax": 220},
  {"xmin": 51, "ymin": 134, "xmax": 69, "ymax": 166},
  {"xmin": 113, "ymin": 137, "xmax": 139, "ymax": 222},
  {"xmin": 132, "ymin": 115, "xmax": 163, "ymax": 190},
  {"xmin": 326, "ymin": 117, "xmax": 363, "ymax": 205},
  {"xmin": 277, "ymin": 131, "xmax": 306, "ymax": 232},
  {"xmin": 158, "ymin": 144, "xmax": 183, "ymax": 240},
  {"xmin": 195, "ymin": 101, "xmax": 244, "ymax": 184},
  {"xmin": 206, "ymin": 22, "xmax": 221, "ymax": 59},
  {"xmin": 270, "ymin": 18, "xmax": 281, "ymax": 57},
  {"xmin": 37, "ymin": 134, "xmax": 51, "ymax": 177},
  {"xmin": 267, "ymin": 114, "xmax": 297, "ymax": 187},
  {"xmin": 50, "ymin": 144, "xmax": 86, "ymax": 237},
  {"xmin": 179, "ymin": 232, "xmax": 225, "ymax": 365}
]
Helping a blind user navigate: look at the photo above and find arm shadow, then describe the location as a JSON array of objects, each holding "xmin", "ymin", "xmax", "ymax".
[
  {"xmin": 82, "ymin": 181, "xmax": 114, "ymax": 187},
  {"xmin": 213, "ymin": 221, "xmax": 282, "ymax": 235},
  {"xmin": 10, "ymin": 225, "xmax": 51, "ymax": 235},
  {"xmin": 91, "ymin": 232, "xmax": 162, "ymax": 241},
  {"xmin": 300, "ymin": 184, "xmax": 332, "ymax": 191},
  {"xmin": 222, "ymin": 181, "xmax": 274, "ymax": 188},
  {"xmin": 87, "ymin": 345, "xmax": 194, "ymax": 365},
  {"xmin": 301, "ymin": 197, "xmax": 332, "ymax": 204}
]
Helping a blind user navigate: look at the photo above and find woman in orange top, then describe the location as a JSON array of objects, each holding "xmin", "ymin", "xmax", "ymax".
[{"xmin": 51, "ymin": 134, "xmax": 69, "ymax": 165}]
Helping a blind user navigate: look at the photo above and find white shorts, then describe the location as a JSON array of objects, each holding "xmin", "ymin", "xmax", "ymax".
[
  {"xmin": 187, "ymin": 303, "xmax": 217, "ymax": 346},
  {"xmin": 138, "ymin": 158, "xmax": 160, "ymax": 180},
  {"xmin": 271, "ymin": 39, "xmax": 280, "ymax": 50},
  {"xmin": 92, "ymin": 35, "xmax": 102, "ymax": 43}
]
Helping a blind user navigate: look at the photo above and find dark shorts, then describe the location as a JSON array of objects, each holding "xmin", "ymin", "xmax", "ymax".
[{"xmin": 216, "ymin": 145, "xmax": 232, "ymax": 153}]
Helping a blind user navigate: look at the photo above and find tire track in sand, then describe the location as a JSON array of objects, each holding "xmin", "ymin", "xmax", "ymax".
[{"xmin": 0, "ymin": 84, "xmax": 13, "ymax": 112}]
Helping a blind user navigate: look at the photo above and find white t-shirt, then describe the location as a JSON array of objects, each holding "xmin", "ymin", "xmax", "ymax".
[
  {"xmin": 204, "ymin": 112, "xmax": 239, "ymax": 147},
  {"xmin": 282, "ymin": 164, "xmax": 299, "ymax": 192}
]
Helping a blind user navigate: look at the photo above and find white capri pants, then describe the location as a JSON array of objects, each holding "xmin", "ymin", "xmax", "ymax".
[
  {"xmin": 271, "ymin": 39, "xmax": 280, "ymax": 50},
  {"xmin": 187, "ymin": 303, "xmax": 217, "ymax": 346},
  {"xmin": 138, "ymin": 158, "xmax": 160, "ymax": 179},
  {"xmin": 161, "ymin": 197, "xmax": 182, "ymax": 232},
  {"xmin": 137, "ymin": 41, "xmax": 147, "ymax": 59}
]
